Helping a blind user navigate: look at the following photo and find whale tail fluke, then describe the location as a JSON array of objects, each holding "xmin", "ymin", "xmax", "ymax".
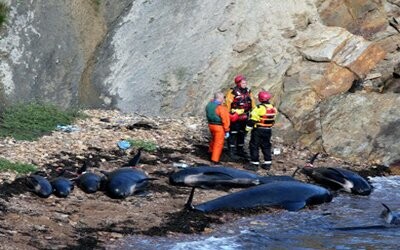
[
  {"xmin": 381, "ymin": 203, "xmax": 392, "ymax": 221},
  {"xmin": 382, "ymin": 203, "xmax": 391, "ymax": 212},
  {"xmin": 292, "ymin": 152, "xmax": 320, "ymax": 177},
  {"xmin": 126, "ymin": 147, "xmax": 144, "ymax": 167},
  {"xmin": 309, "ymin": 152, "xmax": 320, "ymax": 165},
  {"xmin": 77, "ymin": 161, "xmax": 89, "ymax": 175}
]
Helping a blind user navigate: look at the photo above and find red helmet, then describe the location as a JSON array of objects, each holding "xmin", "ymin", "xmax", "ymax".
[
  {"xmin": 234, "ymin": 75, "xmax": 245, "ymax": 84},
  {"xmin": 258, "ymin": 91, "xmax": 272, "ymax": 102}
]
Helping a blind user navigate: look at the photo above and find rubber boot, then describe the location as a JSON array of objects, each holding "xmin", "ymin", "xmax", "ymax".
[
  {"xmin": 244, "ymin": 161, "xmax": 259, "ymax": 171},
  {"xmin": 260, "ymin": 162, "xmax": 271, "ymax": 170}
]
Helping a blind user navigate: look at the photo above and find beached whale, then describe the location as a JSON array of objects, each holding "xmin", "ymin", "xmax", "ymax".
[
  {"xmin": 301, "ymin": 167, "xmax": 372, "ymax": 195},
  {"xmin": 293, "ymin": 153, "xmax": 372, "ymax": 195},
  {"xmin": 169, "ymin": 166, "xmax": 262, "ymax": 189},
  {"xmin": 72, "ymin": 162, "xmax": 104, "ymax": 194},
  {"xmin": 169, "ymin": 165, "xmax": 298, "ymax": 208},
  {"xmin": 193, "ymin": 180, "xmax": 332, "ymax": 212},
  {"xmin": 102, "ymin": 167, "xmax": 152, "ymax": 199},
  {"xmin": 51, "ymin": 177, "xmax": 74, "ymax": 198},
  {"xmin": 25, "ymin": 174, "xmax": 53, "ymax": 198},
  {"xmin": 75, "ymin": 172, "xmax": 104, "ymax": 194},
  {"xmin": 170, "ymin": 165, "xmax": 259, "ymax": 208}
]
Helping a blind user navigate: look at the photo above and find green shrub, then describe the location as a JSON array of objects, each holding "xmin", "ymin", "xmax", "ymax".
[
  {"xmin": 0, "ymin": 2, "xmax": 9, "ymax": 27},
  {"xmin": 0, "ymin": 158, "xmax": 37, "ymax": 174},
  {"xmin": 0, "ymin": 102, "xmax": 83, "ymax": 141},
  {"xmin": 125, "ymin": 139, "xmax": 157, "ymax": 152}
]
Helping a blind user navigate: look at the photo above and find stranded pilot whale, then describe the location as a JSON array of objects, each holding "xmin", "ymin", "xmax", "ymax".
[
  {"xmin": 25, "ymin": 173, "xmax": 53, "ymax": 198},
  {"xmin": 72, "ymin": 162, "xmax": 104, "ymax": 194},
  {"xmin": 50, "ymin": 168, "xmax": 75, "ymax": 198},
  {"xmin": 171, "ymin": 166, "xmax": 277, "ymax": 208},
  {"xmin": 293, "ymin": 153, "xmax": 372, "ymax": 196},
  {"xmin": 102, "ymin": 167, "xmax": 152, "ymax": 199},
  {"xmin": 193, "ymin": 181, "xmax": 332, "ymax": 212},
  {"xmin": 101, "ymin": 148, "xmax": 156, "ymax": 199},
  {"xmin": 51, "ymin": 177, "xmax": 74, "ymax": 198},
  {"xmin": 169, "ymin": 165, "xmax": 298, "ymax": 208},
  {"xmin": 169, "ymin": 166, "xmax": 262, "ymax": 189}
]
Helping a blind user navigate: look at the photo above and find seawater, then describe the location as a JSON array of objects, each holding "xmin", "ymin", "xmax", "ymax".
[{"xmin": 109, "ymin": 176, "xmax": 400, "ymax": 250}]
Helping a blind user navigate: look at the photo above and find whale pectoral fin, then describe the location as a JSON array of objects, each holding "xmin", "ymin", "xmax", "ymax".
[
  {"xmin": 184, "ymin": 187, "xmax": 196, "ymax": 210},
  {"xmin": 282, "ymin": 201, "xmax": 306, "ymax": 211}
]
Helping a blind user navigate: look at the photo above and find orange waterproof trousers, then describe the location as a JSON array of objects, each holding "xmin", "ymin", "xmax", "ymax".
[{"xmin": 208, "ymin": 124, "xmax": 225, "ymax": 162}]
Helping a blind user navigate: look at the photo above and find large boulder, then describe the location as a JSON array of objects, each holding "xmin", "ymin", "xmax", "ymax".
[{"xmin": 320, "ymin": 93, "xmax": 400, "ymax": 166}]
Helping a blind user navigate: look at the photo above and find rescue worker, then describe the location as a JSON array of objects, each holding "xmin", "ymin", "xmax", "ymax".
[
  {"xmin": 225, "ymin": 75, "xmax": 256, "ymax": 160},
  {"xmin": 244, "ymin": 90, "xmax": 277, "ymax": 171},
  {"xmin": 205, "ymin": 92, "xmax": 230, "ymax": 164}
]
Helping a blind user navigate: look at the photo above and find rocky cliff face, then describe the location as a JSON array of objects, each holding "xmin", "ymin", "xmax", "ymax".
[{"xmin": 0, "ymin": 0, "xmax": 399, "ymax": 165}]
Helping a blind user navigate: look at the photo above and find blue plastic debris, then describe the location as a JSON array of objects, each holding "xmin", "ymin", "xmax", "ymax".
[
  {"xmin": 117, "ymin": 140, "xmax": 131, "ymax": 150},
  {"xmin": 56, "ymin": 125, "xmax": 80, "ymax": 133}
]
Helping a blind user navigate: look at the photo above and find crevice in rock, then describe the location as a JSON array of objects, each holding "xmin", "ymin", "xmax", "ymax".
[
  {"xmin": 276, "ymin": 108, "xmax": 295, "ymax": 129},
  {"xmin": 348, "ymin": 78, "xmax": 363, "ymax": 93}
]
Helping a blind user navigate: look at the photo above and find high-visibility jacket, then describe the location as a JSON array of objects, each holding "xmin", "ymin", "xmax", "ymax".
[{"xmin": 247, "ymin": 103, "xmax": 277, "ymax": 128}]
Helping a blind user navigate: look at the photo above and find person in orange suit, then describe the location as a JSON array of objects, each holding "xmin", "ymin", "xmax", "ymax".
[{"xmin": 205, "ymin": 92, "xmax": 231, "ymax": 164}]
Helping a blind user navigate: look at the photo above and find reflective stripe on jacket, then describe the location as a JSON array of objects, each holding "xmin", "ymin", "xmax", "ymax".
[{"xmin": 248, "ymin": 103, "xmax": 277, "ymax": 128}]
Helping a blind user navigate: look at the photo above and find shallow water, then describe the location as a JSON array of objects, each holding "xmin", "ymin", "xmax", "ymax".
[{"xmin": 109, "ymin": 176, "xmax": 400, "ymax": 250}]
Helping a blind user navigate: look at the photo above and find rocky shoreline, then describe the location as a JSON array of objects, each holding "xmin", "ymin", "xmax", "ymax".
[{"xmin": 0, "ymin": 109, "xmax": 392, "ymax": 249}]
